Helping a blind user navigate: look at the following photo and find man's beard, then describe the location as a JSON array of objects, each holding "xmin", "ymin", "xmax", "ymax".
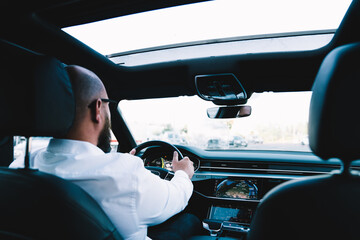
[{"xmin": 97, "ymin": 116, "xmax": 112, "ymax": 153}]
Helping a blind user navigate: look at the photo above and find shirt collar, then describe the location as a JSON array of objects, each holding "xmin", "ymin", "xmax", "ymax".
[{"xmin": 47, "ymin": 138, "xmax": 105, "ymax": 156}]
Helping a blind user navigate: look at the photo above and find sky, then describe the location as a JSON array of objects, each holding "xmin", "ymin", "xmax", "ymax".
[{"xmin": 63, "ymin": 0, "xmax": 352, "ymax": 55}]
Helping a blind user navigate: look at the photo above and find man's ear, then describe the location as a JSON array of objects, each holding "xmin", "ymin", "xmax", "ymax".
[{"xmin": 90, "ymin": 99, "xmax": 102, "ymax": 123}]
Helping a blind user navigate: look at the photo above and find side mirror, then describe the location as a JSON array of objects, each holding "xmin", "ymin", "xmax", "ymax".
[{"xmin": 207, "ymin": 106, "xmax": 251, "ymax": 119}]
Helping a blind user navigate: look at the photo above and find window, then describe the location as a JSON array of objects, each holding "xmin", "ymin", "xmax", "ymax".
[
  {"xmin": 63, "ymin": 0, "xmax": 351, "ymax": 56},
  {"xmin": 13, "ymin": 133, "xmax": 118, "ymax": 163},
  {"xmin": 119, "ymin": 91, "xmax": 312, "ymax": 152}
]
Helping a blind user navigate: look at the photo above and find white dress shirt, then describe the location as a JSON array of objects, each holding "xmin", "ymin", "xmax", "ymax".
[{"xmin": 10, "ymin": 138, "xmax": 193, "ymax": 240}]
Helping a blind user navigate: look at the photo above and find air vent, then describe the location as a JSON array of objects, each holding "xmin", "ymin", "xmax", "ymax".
[
  {"xmin": 201, "ymin": 161, "xmax": 267, "ymax": 170},
  {"xmin": 199, "ymin": 160, "xmax": 341, "ymax": 176}
]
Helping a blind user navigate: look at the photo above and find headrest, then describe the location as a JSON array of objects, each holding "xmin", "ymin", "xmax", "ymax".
[
  {"xmin": 0, "ymin": 40, "xmax": 75, "ymax": 137},
  {"xmin": 309, "ymin": 43, "xmax": 360, "ymax": 162}
]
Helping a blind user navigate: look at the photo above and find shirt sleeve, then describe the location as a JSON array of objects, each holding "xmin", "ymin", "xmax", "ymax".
[{"xmin": 134, "ymin": 158, "xmax": 193, "ymax": 226}]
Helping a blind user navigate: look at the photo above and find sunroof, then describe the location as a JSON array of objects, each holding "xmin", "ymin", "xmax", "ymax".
[
  {"xmin": 107, "ymin": 31, "xmax": 336, "ymax": 66},
  {"xmin": 63, "ymin": 0, "xmax": 352, "ymax": 56}
]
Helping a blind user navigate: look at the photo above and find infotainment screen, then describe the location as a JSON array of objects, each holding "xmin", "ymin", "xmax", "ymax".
[
  {"xmin": 214, "ymin": 179, "xmax": 258, "ymax": 200},
  {"xmin": 209, "ymin": 204, "xmax": 254, "ymax": 224}
]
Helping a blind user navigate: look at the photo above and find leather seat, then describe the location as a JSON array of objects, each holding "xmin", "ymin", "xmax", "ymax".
[
  {"xmin": 0, "ymin": 39, "xmax": 122, "ymax": 239},
  {"xmin": 248, "ymin": 42, "xmax": 360, "ymax": 240}
]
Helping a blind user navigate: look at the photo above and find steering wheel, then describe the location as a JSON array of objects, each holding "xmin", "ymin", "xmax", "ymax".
[{"xmin": 134, "ymin": 140, "xmax": 184, "ymax": 179}]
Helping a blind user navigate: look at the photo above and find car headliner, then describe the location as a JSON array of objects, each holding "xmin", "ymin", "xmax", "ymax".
[{"xmin": 1, "ymin": 0, "xmax": 360, "ymax": 101}]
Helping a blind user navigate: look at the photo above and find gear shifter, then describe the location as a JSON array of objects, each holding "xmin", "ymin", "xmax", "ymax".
[{"xmin": 202, "ymin": 219, "xmax": 223, "ymax": 237}]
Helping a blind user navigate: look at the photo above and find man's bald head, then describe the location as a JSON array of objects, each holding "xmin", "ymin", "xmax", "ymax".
[
  {"xmin": 64, "ymin": 65, "xmax": 112, "ymax": 152},
  {"xmin": 66, "ymin": 65, "xmax": 107, "ymax": 119}
]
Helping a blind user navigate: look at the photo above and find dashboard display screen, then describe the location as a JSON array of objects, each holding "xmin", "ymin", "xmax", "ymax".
[
  {"xmin": 209, "ymin": 205, "xmax": 253, "ymax": 224},
  {"xmin": 215, "ymin": 179, "xmax": 258, "ymax": 200},
  {"xmin": 143, "ymin": 151, "xmax": 200, "ymax": 172},
  {"xmin": 145, "ymin": 156, "xmax": 173, "ymax": 171}
]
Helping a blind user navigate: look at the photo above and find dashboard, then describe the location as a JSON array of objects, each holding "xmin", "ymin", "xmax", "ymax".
[{"xmin": 140, "ymin": 145, "xmax": 351, "ymax": 238}]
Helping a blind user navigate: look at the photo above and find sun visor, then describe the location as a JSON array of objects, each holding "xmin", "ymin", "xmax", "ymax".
[{"xmin": 0, "ymin": 40, "xmax": 75, "ymax": 137}]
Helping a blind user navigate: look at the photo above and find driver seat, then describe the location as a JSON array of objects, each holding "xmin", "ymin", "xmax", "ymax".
[
  {"xmin": 0, "ymin": 39, "xmax": 122, "ymax": 239},
  {"xmin": 248, "ymin": 42, "xmax": 360, "ymax": 240}
]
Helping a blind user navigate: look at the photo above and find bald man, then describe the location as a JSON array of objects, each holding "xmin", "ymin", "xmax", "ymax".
[{"xmin": 10, "ymin": 65, "xmax": 198, "ymax": 240}]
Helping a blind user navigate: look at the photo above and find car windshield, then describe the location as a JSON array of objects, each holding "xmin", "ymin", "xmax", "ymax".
[
  {"xmin": 63, "ymin": 0, "xmax": 351, "ymax": 56},
  {"xmin": 119, "ymin": 91, "xmax": 312, "ymax": 152}
]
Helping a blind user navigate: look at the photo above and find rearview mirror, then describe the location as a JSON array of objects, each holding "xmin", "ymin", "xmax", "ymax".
[
  {"xmin": 195, "ymin": 73, "xmax": 247, "ymax": 105},
  {"xmin": 207, "ymin": 106, "xmax": 251, "ymax": 119}
]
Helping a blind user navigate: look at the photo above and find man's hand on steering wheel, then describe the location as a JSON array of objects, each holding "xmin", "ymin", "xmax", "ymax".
[
  {"xmin": 129, "ymin": 148, "xmax": 194, "ymax": 179},
  {"xmin": 172, "ymin": 151, "xmax": 194, "ymax": 179},
  {"xmin": 129, "ymin": 148, "xmax": 136, "ymax": 155}
]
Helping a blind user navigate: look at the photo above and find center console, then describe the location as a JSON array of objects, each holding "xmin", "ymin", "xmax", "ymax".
[{"xmin": 193, "ymin": 176, "xmax": 289, "ymax": 238}]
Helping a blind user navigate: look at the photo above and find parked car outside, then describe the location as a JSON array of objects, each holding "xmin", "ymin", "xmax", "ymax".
[
  {"xmin": 229, "ymin": 136, "xmax": 248, "ymax": 148},
  {"xmin": 248, "ymin": 136, "xmax": 264, "ymax": 144},
  {"xmin": 207, "ymin": 138, "xmax": 229, "ymax": 149}
]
